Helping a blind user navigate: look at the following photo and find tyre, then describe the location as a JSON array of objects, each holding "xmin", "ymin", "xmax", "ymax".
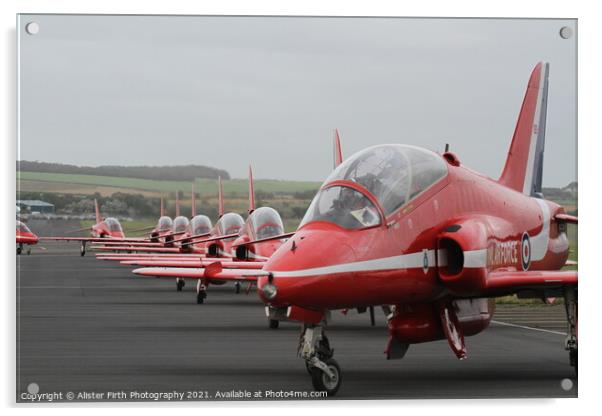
[
  {"xmin": 197, "ymin": 291, "xmax": 206, "ymax": 304},
  {"xmin": 16, "ymin": 246, "xmax": 22, "ymax": 255},
  {"xmin": 310, "ymin": 358, "xmax": 341, "ymax": 396},
  {"xmin": 176, "ymin": 280, "xmax": 185, "ymax": 292},
  {"xmin": 268, "ymin": 319, "xmax": 279, "ymax": 329}
]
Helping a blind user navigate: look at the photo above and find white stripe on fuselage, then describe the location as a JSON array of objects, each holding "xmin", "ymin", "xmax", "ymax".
[{"xmin": 272, "ymin": 250, "xmax": 437, "ymax": 278}]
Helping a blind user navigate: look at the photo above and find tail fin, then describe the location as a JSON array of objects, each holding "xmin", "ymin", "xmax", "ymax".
[
  {"xmin": 160, "ymin": 197, "xmax": 165, "ymax": 217},
  {"xmin": 175, "ymin": 191, "xmax": 181, "ymax": 217},
  {"xmin": 248, "ymin": 165, "xmax": 256, "ymax": 214},
  {"xmin": 94, "ymin": 199, "xmax": 102, "ymax": 224},
  {"xmin": 333, "ymin": 129, "xmax": 343, "ymax": 169},
  {"xmin": 499, "ymin": 62, "xmax": 549, "ymax": 196},
  {"xmin": 218, "ymin": 176, "xmax": 224, "ymax": 218},
  {"xmin": 191, "ymin": 182, "xmax": 197, "ymax": 218}
]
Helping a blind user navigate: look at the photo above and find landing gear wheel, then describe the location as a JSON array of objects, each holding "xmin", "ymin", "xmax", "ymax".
[
  {"xmin": 310, "ymin": 358, "xmax": 341, "ymax": 396},
  {"xmin": 26, "ymin": 248, "xmax": 31, "ymax": 255},
  {"xmin": 197, "ymin": 291, "xmax": 207, "ymax": 304},
  {"xmin": 80, "ymin": 243, "xmax": 86, "ymax": 257},
  {"xmin": 16, "ymin": 246, "xmax": 22, "ymax": 255},
  {"xmin": 176, "ymin": 279, "xmax": 185, "ymax": 292},
  {"xmin": 268, "ymin": 319, "xmax": 279, "ymax": 329},
  {"xmin": 570, "ymin": 350, "xmax": 578, "ymax": 374},
  {"xmin": 235, "ymin": 282, "xmax": 241, "ymax": 294}
]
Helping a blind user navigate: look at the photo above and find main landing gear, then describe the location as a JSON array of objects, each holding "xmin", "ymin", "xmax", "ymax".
[
  {"xmin": 196, "ymin": 280, "xmax": 207, "ymax": 304},
  {"xmin": 176, "ymin": 278, "xmax": 185, "ymax": 292},
  {"xmin": 16, "ymin": 244, "xmax": 23, "ymax": 255},
  {"xmin": 564, "ymin": 286, "xmax": 578, "ymax": 373},
  {"xmin": 298, "ymin": 324, "xmax": 341, "ymax": 395},
  {"xmin": 80, "ymin": 241, "xmax": 87, "ymax": 257},
  {"xmin": 234, "ymin": 282, "xmax": 241, "ymax": 294}
]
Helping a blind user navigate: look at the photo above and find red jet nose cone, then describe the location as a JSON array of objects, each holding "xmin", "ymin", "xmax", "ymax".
[{"xmin": 258, "ymin": 224, "xmax": 357, "ymax": 306}]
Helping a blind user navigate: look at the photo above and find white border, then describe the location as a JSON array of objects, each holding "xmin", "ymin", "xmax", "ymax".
[{"xmin": 2, "ymin": 1, "xmax": 598, "ymax": 414}]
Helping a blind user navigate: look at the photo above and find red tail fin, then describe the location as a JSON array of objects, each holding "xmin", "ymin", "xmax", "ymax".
[
  {"xmin": 94, "ymin": 199, "xmax": 102, "ymax": 224},
  {"xmin": 248, "ymin": 165, "xmax": 256, "ymax": 214},
  {"xmin": 218, "ymin": 176, "xmax": 224, "ymax": 218},
  {"xmin": 191, "ymin": 182, "xmax": 197, "ymax": 218},
  {"xmin": 160, "ymin": 197, "xmax": 165, "ymax": 217},
  {"xmin": 175, "ymin": 191, "xmax": 180, "ymax": 217},
  {"xmin": 499, "ymin": 62, "xmax": 549, "ymax": 195},
  {"xmin": 333, "ymin": 129, "xmax": 343, "ymax": 169}
]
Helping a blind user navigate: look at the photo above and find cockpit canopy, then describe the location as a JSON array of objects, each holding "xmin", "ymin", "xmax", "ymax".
[
  {"xmin": 250, "ymin": 207, "xmax": 284, "ymax": 240},
  {"xmin": 16, "ymin": 221, "xmax": 31, "ymax": 233},
  {"xmin": 190, "ymin": 215, "xmax": 212, "ymax": 236},
  {"xmin": 173, "ymin": 216, "xmax": 190, "ymax": 233},
  {"xmin": 300, "ymin": 144, "xmax": 448, "ymax": 230},
  {"xmin": 217, "ymin": 213, "xmax": 244, "ymax": 241},
  {"xmin": 104, "ymin": 217, "xmax": 123, "ymax": 233},
  {"xmin": 157, "ymin": 216, "xmax": 173, "ymax": 232}
]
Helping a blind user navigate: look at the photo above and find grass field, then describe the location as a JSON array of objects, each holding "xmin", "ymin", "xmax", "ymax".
[{"xmin": 18, "ymin": 171, "xmax": 320, "ymax": 197}]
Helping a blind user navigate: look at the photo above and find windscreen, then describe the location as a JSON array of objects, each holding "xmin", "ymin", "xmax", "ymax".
[
  {"xmin": 157, "ymin": 216, "xmax": 173, "ymax": 231},
  {"xmin": 190, "ymin": 215, "xmax": 212, "ymax": 235},
  {"xmin": 325, "ymin": 144, "xmax": 447, "ymax": 215},
  {"xmin": 251, "ymin": 207, "xmax": 284, "ymax": 240},
  {"xmin": 299, "ymin": 186, "xmax": 381, "ymax": 230},
  {"xmin": 105, "ymin": 218, "xmax": 123, "ymax": 233},
  {"xmin": 217, "ymin": 213, "xmax": 244, "ymax": 241},
  {"xmin": 173, "ymin": 216, "xmax": 190, "ymax": 233}
]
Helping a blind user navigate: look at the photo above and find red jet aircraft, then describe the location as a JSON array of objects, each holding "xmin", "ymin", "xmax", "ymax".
[
  {"xmin": 40, "ymin": 199, "xmax": 151, "ymax": 255},
  {"xmin": 135, "ymin": 62, "xmax": 577, "ymax": 395},
  {"xmin": 16, "ymin": 220, "xmax": 39, "ymax": 255}
]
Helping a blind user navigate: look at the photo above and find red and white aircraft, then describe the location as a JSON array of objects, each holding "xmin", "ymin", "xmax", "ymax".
[
  {"xmin": 134, "ymin": 62, "xmax": 577, "ymax": 395},
  {"xmin": 16, "ymin": 220, "xmax": 39, "ymax": 255},
  {"xmin": 39, "ymin": 199, "xmax": 151, "ymax": 256}
]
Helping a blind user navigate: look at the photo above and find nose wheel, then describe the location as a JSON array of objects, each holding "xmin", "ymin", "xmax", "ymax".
[
  {"xmin": 17, "ymin": 244, "xmax": 23, "ymax": 255},
  {"xmin": 299, "ymin": 324, "xmax": 341, "ymax": 396},
  {"xmin": 196, "ymin": 280, "xmax": 207, "ymax": 304},
  {"xmin": 176, "ymin": 278, "xmax": 185, "ymax": 292},
  {"xmin": 234, "ymin": 282, "xmax": 241, "ymax": 294},
  {"xmin": 564, "ymin": 286, "xmax": 578, "ymax": 374}
]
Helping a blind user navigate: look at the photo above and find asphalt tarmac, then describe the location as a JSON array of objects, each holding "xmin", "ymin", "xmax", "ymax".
[{"xmin": 16, "ymin": 228, "xmax": 578, "ymax": 402}]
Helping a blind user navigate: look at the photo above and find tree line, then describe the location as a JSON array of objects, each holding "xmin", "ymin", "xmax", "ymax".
[{"xmin": 17, "ymin": 160, "xmax": 230, "ymax": 181}]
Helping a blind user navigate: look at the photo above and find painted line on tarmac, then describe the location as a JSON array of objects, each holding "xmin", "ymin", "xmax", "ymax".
[{"xmin": 491, "ymin": 320, "xmax": 566, "ymax": 336}]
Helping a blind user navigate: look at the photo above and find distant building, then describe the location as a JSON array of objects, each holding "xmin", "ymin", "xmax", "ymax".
[{"xmin": 16, "ymin": 200, "xmax": 55, "ymax": 214}]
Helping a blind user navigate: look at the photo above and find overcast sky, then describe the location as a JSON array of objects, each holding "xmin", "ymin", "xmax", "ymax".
[{"xmin": 18, "ymin": 15, "xmax": 576, "ymax": 186}]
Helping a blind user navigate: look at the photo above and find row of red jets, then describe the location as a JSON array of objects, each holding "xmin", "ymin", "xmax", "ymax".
[{"xmin": 26, "ymin": 62, "xmax": 577, "ymax": 396}]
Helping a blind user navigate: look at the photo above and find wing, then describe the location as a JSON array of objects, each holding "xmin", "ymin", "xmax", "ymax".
[
  {"xmin": 39, "ymin": 237, "xmax": 150, "ymax": 243},
  {"xmin": 121, "ymin": 260, "xmax": 266, "ymax": 269},
  {"xmin": 132, "ymin": 266, "xmax": 268, "ymax": 282},
  {"xmin": 483, "ymin": 270, "xmax": 577, "ymax": 297},
  {"xmin": 92, "ymin": 246, "xmax": 202, "ymax": 253}
]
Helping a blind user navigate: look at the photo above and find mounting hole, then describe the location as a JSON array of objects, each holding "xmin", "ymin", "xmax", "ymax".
[
  {"xmin": 559, "ymin": 26, "xmax": 573, "ymax": 39},
  {"xmin": 25, "ymin": 22, "xmax": 40, "ymax": 35}
]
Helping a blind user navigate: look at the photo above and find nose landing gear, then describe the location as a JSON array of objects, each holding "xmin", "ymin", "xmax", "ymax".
[
  {"xmin": 564, "ymin": 286, "xmax": 578, "ymax": 373},
  {"xmin": 176, "ymin": 278, "xmax": 185, "ymax": 292},
  {"xmin": 196, "ymin": 280, "xmax": 207, "ymax": 304},
  {"xmin": 299, "ymin": 324, "xmax": 341, "ymax": 395}
]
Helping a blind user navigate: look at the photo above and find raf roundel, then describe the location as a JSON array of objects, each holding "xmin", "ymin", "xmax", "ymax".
[{"xmin": 521, "ymin": 232, "xmax": 531, "ymax": 271}]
